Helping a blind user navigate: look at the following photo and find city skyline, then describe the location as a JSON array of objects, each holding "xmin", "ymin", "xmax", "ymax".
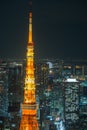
[{"xmin": 0, "ymin": 0, "xmax": 87, "ymax": 59}]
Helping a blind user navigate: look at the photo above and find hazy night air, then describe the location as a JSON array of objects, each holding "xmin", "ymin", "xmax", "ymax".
[{"xmin": 0, "ymin": 0, "xmax": 87, "ymax": 59}]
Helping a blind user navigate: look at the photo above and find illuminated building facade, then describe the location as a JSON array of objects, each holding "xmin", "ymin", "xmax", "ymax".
[
  {"xmin": 79, "ymin": 80, "xmax": 87, "ymax": 125},
  {"xmin": 19, "ymin": 1, "xmax": 39, "ymax": 130},
  {"xmin": 8, "ymin": 62, "xmax": 23, "ymax": 109},
  {"xmin": 35, "ymin": 63, "xmax": 49, "ymax": 86},
  {"xmin": 0, "ymin": 61, "xmax": 8, "ymax": 129},
  {"xmin": 64, "ymin": 78, "xmax": 80, "ymax": 128}
]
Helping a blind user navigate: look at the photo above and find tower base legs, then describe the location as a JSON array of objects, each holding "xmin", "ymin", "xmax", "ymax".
[{"xmin": 19, "ymin": 115, "xmax": 39, "ymax": 130}]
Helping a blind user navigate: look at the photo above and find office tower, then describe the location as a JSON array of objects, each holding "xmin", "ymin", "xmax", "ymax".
[
  {"xmin": 0, "ymin": 61, "xmax": 8, "ymax": 128},
  {"xmin": 79, "ymin": 80, "xmax": 87, "ymax": 126},
  {"xmin": 19, "ymin": 1, "xmax": 39, "ymax": 130},
  {"xmin": 8, "ymin": 62, "xmax": 23, "ymax": 109},
  {"xmin": 7, "ymin": 62, "xmax": 23, "ymax": 129},
  {"xmin": 64, "ymin": 78, "xmax": 79, "ymax": 128},
  {"xmin": 35, "ymin": 63, "xmax": 49, "ymax": 86}
]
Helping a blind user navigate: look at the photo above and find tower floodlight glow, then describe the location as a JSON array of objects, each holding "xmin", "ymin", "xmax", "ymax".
[{"xmin": 19, "ymin": 1, "xmax": 39, "ymax": 129}]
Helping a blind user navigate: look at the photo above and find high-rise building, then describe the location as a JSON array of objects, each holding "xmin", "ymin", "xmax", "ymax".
[
  {"xmin": 19, "ymin": 1, "xmax": 39, "ymax": 130},
  {"xmin": 63, "ymin": 78, "xmax": 80, "ymax": 129},
  {"xmin": 0, "ymin": 61, "xmax": 8, "ymax": 129},
  {"xmin": 8, "ymin": 62, "xmax": 23, "ymax": 107},
  {"xmin": 35, "ymin": 63, "xmax": 49, "ymax": 86},
  {"xmin": 7, "ymin": 62, "xmax": 23, "ymax": 129},
  {"xmin": 79, "ymin": 80, "xmax": 87, "ymax": 125}
]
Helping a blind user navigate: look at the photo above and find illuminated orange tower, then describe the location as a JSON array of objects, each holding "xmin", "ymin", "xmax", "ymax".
[{"xmin": 19, "ymin": 1, "xmax": 39, "ymax": 130}]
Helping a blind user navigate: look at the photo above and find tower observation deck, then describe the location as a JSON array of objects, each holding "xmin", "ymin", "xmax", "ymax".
[{"xmin": 19, "ymin": 1, "xmax": 39, "ymax": 130}]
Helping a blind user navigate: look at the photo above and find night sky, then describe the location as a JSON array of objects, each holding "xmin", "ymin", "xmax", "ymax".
[{"xmin": 0, "ymin": 0, "xmax": 87, "ymax": 59}]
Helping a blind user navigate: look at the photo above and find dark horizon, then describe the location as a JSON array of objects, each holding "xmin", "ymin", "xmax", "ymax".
[{"xmin": 0, "ymin": 0, "xmax": 87, "ymax": 60}]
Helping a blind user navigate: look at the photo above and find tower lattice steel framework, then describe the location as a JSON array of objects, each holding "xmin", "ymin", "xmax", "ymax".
[{"xmin": 19, "ymin": 1, "xmax": 39, "ymax": 130}]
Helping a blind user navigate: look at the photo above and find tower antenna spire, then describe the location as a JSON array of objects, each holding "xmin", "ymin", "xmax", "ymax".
[{"xmin": 28, "ymin": 0, "xmax": 33, "ymax": 43}]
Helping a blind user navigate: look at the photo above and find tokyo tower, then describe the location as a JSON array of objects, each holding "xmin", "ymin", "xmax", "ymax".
[{"xmin": 19, "ymin": 1, "xmax": 39, "ymax": 130}]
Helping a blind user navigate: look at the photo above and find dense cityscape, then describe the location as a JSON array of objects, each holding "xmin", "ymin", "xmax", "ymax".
[
  {"xmin": 0, "ymin": 0, "xmax": 87, "ymax": 130},
  {"xmin": 0, "ymin": 58, "xmax": 87, "ymax": 130}
]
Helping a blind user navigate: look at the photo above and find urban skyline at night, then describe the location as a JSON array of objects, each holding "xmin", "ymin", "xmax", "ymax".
[
  {"xmin": 0, "ymin": 1, "xmax": 87, "ymax": 130},
  {"xmin": 0, "ymin": 0, "xmax": 87, "ymax": 59}
]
